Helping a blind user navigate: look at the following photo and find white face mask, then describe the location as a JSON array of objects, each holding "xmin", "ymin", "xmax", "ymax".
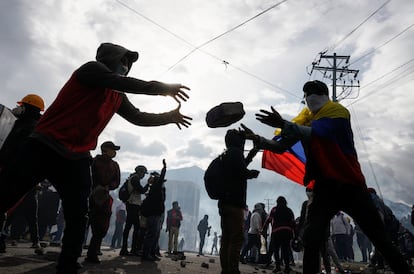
[
  {"xmin": 115, "ymin": 63, "xmax": 128, "ymax": 76},
  {"xmin": 306, "ymin": 94, "xmax": 329, "ymax": 113},
  {"xmin": 11, "ymin": 105, "xmax": 25, "ymax": 117}
]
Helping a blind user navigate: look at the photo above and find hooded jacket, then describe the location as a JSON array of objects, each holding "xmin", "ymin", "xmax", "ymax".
[{"xmin": 33, "ymin": 43, "xmax": 178, "ymax": 159}]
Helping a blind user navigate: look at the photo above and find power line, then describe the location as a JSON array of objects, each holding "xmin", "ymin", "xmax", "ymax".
[
  {"xmin": 165, "ymin": 0, "xmax": 288, "ymax": 73},
  {"xmin": 114, "ymin": 0, "xmax": 192, "ymax": 46},
  {"xmin": 327, "ymin": 0, "xmax": 391, "ymax": 52},
  {"xmin": 115, "ymin": 0, "xmax": 299, "ymax": 99},
  {"xmin": 350, "ymin": 107, "xmax": 383, "ymax": 199},
  {"xmin": 346, "ymin": 58, "xmax": 414, "ymax": 107},
  {"xmin": 349, "ymin": 23, "xmax": 414, "ymax": 66}
]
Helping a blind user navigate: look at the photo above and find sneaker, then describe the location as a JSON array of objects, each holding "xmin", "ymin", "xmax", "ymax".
[
  {"xmin": 34, "ymin": 247, "xmax": 45, "ymax": 255},
  {"xmin": 31, "ymin": 243, "xmax": 41, "ymax": 249},
  {"xmin": 272, "ymin": 266, "xmax": 281, "ymax": 273},
  {"xmin": 127, "ymin": 249, "xmax": 140, "ymax": 256},
  {"xmin": 119, "ymin": 249, "xmax": 130, "ymax": 256}
]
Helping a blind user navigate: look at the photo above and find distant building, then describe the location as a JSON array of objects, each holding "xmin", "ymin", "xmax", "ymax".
[{"xmin": 163, "ymin": 180, "xmax": 200, "ymax": 251}]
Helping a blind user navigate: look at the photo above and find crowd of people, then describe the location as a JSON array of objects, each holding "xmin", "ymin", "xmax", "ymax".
[{"xmin": 0, "ymin": 42, "xmax": 413, "ymax": 274}]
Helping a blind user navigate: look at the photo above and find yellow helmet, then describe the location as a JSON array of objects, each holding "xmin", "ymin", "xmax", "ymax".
[{"xmin": 17, "ymin": 94, "xmax": 45, "ymax": 111}]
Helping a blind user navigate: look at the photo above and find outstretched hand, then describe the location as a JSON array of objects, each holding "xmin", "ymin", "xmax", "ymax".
[
  {"xmin": 255, "ymin": 106, "xmax": 284, "ymax": 128},
  {"xmin": 165, "ymin": 83, "xmax": 190, "ymax": 103},
  {"xmin": 170, "ymin": 103, "xmax": 192, "ymax": 130},
  {"xmin": 240, "ymin": 123, "xmax": 258, "ymax": 141}
]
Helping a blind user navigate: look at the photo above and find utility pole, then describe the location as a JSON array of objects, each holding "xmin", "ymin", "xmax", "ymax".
[
  {"xmin": 310, "ymin": 52, "xmax": 360, "ymax": 102},
  {"xmin": 263, "ymin": 198, "xmax": 275, "ymax": 212}
]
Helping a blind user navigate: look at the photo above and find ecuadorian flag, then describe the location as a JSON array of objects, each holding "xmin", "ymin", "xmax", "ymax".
[{"xmin": 262, "ymin": 101, "xmax": 365, "ymax": 187}]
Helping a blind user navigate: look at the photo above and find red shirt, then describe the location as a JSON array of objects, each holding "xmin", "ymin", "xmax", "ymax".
[{"xmin": 35, "ymin": 72, "xmax": 123, "ymax": 154}]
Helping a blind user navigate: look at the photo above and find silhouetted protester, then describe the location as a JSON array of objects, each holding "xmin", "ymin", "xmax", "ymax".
[
  {"xmin": 51, "ymin": 204, "xmax": 65, "ymax": 245},
  {"xmin": 0, "ymin": 42, "xmax": 192, "ymax": 273},
  {"xmin": 211, "ymin": 232, "xmax": 219, "ymax": 255},
  {"xmin": 120, "ymin": 165, "xmax": 149, "ymax": 256},
  {"xmin": 85, "ymin": 141, "xmax": 121, "ymax": 264},
  {"xmin": 345, "ymin": 217, "xmax": 355, "ymax": 262},
  {"xmin": 355, "ymin": 222, "xmax": 372, "ymax": 263},
  {"xmin": 178, "ymin": 237, "xmax": 185, "ymax": 252},
  {"xmin": 331, "ymin": 212, "xmax": 351, "ymax": 261},
  {"xmin": 262, "ymin": 196, "xmax": 295, "ymax": 273},
  {"xmin": 0, "ymin": 94, "xmax": 44, "ymax": 253},
  {"xmin": 8, "ymin": 186, "xmax": 41, "ymax": 248},
  {"xmin": 240, "ymin": 203, "xmax": 263, "ymax": 263},
  {"xmin": 241, "ymin": 205, "xmax": 251, "ymax": 252},
  {"xmin": 217, "ymin": 129, "xmax": 259, "ymax": 274},
  {"xmin": 242, "ymin": 80, "xmax": 410, "ymax": 273},
  {"xmin": 258, "ymin": 202, "xmax": 269, "ymax": 264},
  {"xmin": 368, "ymin": 187, "xmax": 402, "ymax": 270},
  {"xmin": 166, "ymin": 201, "xmax": 183, "ymax": 254},
  {"xmin": 37, "ymin": 181, "xmax": 60, "ymax": 241},
  {"xmin": 0, "ymin": 94, "xmax": 44, "ymax": 171},
  {"xmin": 141, "ymin": 159, "xmax": 167, "ymax": 261},
  {"xmin": 197, "ymin": 214, "xmax": 211, "ymax": 256},
  {"xmin": 111, "ymin": 203, "xmax": 126, "ymax": 249}
]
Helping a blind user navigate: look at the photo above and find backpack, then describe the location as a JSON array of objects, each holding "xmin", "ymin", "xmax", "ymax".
[
  {"xmin": 204, "ymin": 153, "xmax": 226, "ymax": 200},
  {"xmin": 118, "ymin": 177, "xmax": 132, "ymax": 203}
]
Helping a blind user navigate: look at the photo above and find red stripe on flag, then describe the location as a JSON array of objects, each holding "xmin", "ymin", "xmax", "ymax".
[{"xmin": 262, "ymin": 150, "xmax": 305, "ymax": 186}]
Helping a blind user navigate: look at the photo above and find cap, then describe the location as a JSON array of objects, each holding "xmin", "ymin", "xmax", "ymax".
[
  {"xmin": 303, "ymin": 80, "xmax": 329, "ymax": 96},
  {"xmin": 100, "ymin": 141, "xmax": 120, "ymax": 151},
  {"xmin": 254, "ymin": 203, "xmax": 263, "ymax": 211},
  {"xmin": 18, "ymin": 94, "xmax": 45, "ymax": 111},
  {"xmin": 135, "ymin": 165, "xmax": 148, "ymax": 174},
  {"xmin": 150, "ymin": 171, "xmax": 161, "ymax": 177}
]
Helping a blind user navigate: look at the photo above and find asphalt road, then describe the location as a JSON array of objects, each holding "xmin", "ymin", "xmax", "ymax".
[{"xmin": 0, "ymin": 241, "xmax": 401, "ymax": 274}]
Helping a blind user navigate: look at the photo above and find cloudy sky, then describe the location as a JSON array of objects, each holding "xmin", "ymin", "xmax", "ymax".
[{"xmin": 1, "ymin": 0, "xmax": 414, "ymax": 206}]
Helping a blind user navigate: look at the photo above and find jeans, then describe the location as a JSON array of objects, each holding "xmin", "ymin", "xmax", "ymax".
[
  {"xmin": 143, "ymin": 215, "xmax": 161, "ymax": 257},
  {"xmin": 111, "ymin": 221, "xmax": 124, "ymax": 248}
]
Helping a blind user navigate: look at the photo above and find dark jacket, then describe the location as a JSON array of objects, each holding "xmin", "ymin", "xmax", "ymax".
[
  {"xmin": 218, "ymin": 130, "xmax": 257, "ymax": 208},
  {"xmin": 0, "ymin": 105, "xmax": 41, "ymax": 168},
  {"xmin": 91, "ymin": 154, "xmax": 120, "ymax": 190},
  {"xmin": 141, "ymin": 166, "xmax": 166, "ymax": 217},
  {"xmin": 264, "ymin": 204, "xmax": 295, "ymax": 234},
  {"xmin": 198, "ymin": 218, "xmax": 209, "ymax": 235}
]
